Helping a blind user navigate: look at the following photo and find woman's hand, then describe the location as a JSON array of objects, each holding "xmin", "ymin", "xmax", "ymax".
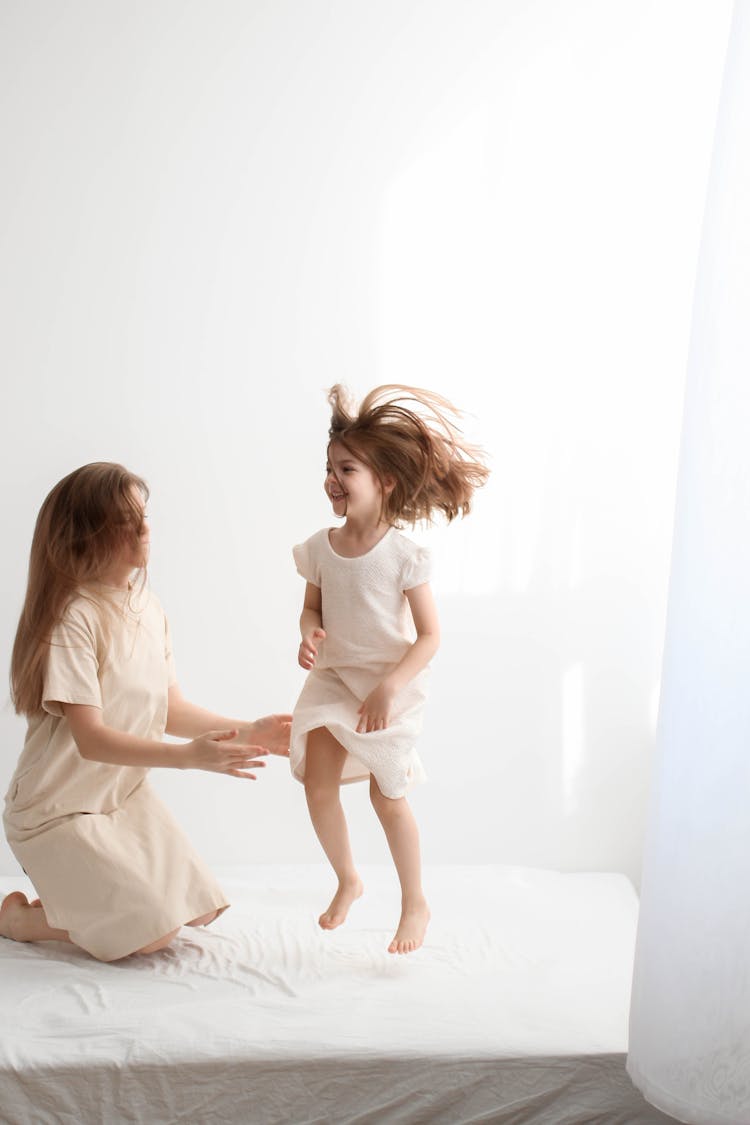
[
  {"xmin": 299, "ymin": 628, "xmax": 326, "ymax": 670},
  {"xmin": 239, "ymin": 714, "xmax": 292, "ymax": 757},
  {"xmin": 356, "ymin": 682, "xmax": 397, "ymax": 733},
  {"xmin": 181, "ymin": 730, "xmax": 269, "ymax": 778}
]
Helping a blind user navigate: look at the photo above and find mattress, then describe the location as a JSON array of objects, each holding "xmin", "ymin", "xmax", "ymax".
[{"xmin": 0, "ymin": 864, "xmax": 676, "ymax": 1124}]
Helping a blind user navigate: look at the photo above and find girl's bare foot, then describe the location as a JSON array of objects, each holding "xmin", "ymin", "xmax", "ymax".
[
  {"xmin": 0, "ymin": 891, "xmax": 31, "ymax": 940},
  {"xmin": 388, "ymin": 898, "xmax": 430, "ymax": 954},
  {"xmin": 319, "ymin": 877, "xmax": 364, "ymax": 930}
]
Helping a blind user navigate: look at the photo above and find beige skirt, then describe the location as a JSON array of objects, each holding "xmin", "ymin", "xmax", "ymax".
[{"xmin": 7, "ymin": 780, "xmax": 228, "ymax": 961}]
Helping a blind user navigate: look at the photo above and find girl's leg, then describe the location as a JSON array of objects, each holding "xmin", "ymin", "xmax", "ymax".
[
  {"xmin": 369, "ymin": 777, "xmax": 430, "ymax": 954},
  {"xmin": 0, "ymin": 892, "xmax": 180, "ymax": 958},
  {"xmin": 304, "ymin": 726, "xmax": 363, "ymax": 929}
]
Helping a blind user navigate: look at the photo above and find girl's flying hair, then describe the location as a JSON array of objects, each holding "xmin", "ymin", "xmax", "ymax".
[
  {"xmin": 10, "ymin": 462, "xmax": 149, "ymax": 716},
  {"xmin": 327, "ymin": 384, "xmax": 489, "ymax": 526}
]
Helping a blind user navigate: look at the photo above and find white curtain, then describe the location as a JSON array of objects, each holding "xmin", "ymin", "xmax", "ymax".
[{"xmin": 627, "ymin": 3, "xmax": 750, "ymax": 1122}]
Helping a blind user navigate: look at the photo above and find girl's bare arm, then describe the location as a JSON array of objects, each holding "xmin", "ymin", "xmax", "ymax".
[
  {"xmin": 299, "ymin": 582, "xmax": 326, "ymax": 670},
  {"xmin": 356, "ymin": 583, "xmax": 440, "ymax": 733}
]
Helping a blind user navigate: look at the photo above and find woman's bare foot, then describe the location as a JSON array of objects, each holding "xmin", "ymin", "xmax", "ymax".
[
  {"xmin": 0, "ymin": 892, "xmax": 31, "ymax": 940},
  {"xmin": 319, "ymin": 877, "xmax": 364, "ymax": 930},
  {"xmin": 0, "ymin": 892, "xmax": 70, "ymax": 946},
  {"xmin": 388, "ymin": 898, "xmax": 430, "ymax": 954}
]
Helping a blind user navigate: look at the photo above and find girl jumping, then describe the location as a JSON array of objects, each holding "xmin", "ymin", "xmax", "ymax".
[{"xmin": 290, "ymin": 385, "xmax": 489, "ymax": 954}]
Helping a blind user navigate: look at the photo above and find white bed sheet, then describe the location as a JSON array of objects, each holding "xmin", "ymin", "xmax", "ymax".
[{"xmin": 0, "ymin": 864, "xmax": 676, "ymax": 1124}]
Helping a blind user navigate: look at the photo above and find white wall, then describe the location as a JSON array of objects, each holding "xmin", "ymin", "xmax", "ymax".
[{"xmin": 0, "ymin": 0, "xmax": 732, "ymax": 885}]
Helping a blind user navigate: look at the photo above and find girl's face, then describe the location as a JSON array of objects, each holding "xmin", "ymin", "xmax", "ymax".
[{"xmin": 325, "ymin": 442, "xmax": 385, "ymax": 522}]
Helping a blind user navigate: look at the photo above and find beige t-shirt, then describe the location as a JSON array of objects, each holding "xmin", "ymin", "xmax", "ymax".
[{"xmin": 4, "ymin": 586, "xmax": 176, "ymax": 841}]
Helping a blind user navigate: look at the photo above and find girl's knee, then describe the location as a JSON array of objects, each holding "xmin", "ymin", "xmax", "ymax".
[
  {"xmin": 369, "ymin": 779, "xmax": 404, "ymax": 816},
  {"xmin": 305, "ymin": 776, "xmax": 339, "ymax": 807}
]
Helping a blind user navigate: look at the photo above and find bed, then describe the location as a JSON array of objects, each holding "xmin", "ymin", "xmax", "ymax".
[{"xmin": 0, "ymin": 864, "xmax": 676, "ymax": 1124}]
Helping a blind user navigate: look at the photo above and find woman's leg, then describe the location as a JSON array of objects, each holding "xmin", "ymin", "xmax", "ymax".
[
  {"xmin": 0, "ymin": 892, "xmax": 70, "ymax": 943},
  {"xmin": 0, "ymin": 892, "xmax": 180, "ymax": 958},
  {"xmin": 369, "ymin": 777, "xmax": 430, "ymax": 954},
  {"xmin": 304, "ymin": 726, "xmax": 363, "ymax": 929},
  {"xmin": 186, "ymin": 910, "xmax": 220, "ymax": 927},
  {"xmin": 134, "ymin": 929, "xmax": 180, "ymax": 954}
]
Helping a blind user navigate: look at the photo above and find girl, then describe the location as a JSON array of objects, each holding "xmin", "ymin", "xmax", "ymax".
[
  {"xmin": 1, "ymin": 462, "xmax": 290, "ymax": 961},
  {"xmin": 291, "ymin": 385, "xmax": 489, "ymax": 954}
]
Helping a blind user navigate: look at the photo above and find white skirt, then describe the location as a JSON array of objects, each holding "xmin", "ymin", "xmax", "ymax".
[{"xmin": 290, "ymin": 663, "xmax": 428, "ymax": 799}]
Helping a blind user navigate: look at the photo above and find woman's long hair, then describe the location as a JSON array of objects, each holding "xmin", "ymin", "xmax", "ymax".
[
  {"xmin": 10, "ymin": 462, "xmax": 149, "ymax": 716},
  {"xmin": 327, "ymin": 384, "xmax": 490, "ymax": 525}
]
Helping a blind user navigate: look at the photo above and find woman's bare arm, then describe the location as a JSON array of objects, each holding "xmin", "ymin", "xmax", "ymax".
[
  {"xmin": 166, "ymin": 686, "xmax": 291, "ymax": 756},
  {"xmin": 62, "ymin": 703, "xmax": 269, "ymax": 777}
]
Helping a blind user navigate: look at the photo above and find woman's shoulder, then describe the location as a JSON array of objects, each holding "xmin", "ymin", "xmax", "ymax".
[
  {"xmin": 65, "ymin": 584, "xmax": 166, "ymax": 628},
  {"xmin": 132, "ymin": 584, "xmax": 164, "ymax": 614},
  {"xmin": 61, "ymin": 591, "xmax": 103, "ymax": 629}
]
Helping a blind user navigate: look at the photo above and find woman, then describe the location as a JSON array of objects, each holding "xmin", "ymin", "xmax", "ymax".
[{"xmin": 1, "ymin": 462, "xmax": 290, "ymax": 961}]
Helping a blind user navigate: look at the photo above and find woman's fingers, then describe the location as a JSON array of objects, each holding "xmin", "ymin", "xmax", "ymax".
[
  {"xmin": 204, "ymin": 733, "xmax": 270, "ymax": 773},
  {"xmin": 226, "ymin": 751, "xmax": 267, "ymax": 767},
  {"xmin": 188, "ymin": 732, "xmax": 277, "ymax": 776},
  {"xmin": 220, "ymin": 758, "xmax": 266, "ymax": 777}
]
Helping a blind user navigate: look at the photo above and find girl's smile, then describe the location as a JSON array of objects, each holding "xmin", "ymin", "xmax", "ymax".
[{"xmin": 324, "ymin": 443, "xmax": 384, "ymax": 521}]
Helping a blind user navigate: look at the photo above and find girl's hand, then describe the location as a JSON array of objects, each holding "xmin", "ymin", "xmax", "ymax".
[
  {"xmin": 181, "ymin": 729, "xmax": 269, "ymax": 778},
  {"xmin": 299, "ymin": 628, "xmax": 326, "ymax": 670},
  {"xmin": 356, "ymin": 683, "xmax": 396, "ymax": 733},
  {"xmin": 239, "ymin": 714, "xmax": 292, "ymax": 758}
]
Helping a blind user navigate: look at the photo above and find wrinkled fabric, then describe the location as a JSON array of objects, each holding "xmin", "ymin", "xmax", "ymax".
[{"xmin": 0, "ymin": 864, "xmax": 672, "ymax": 1124}]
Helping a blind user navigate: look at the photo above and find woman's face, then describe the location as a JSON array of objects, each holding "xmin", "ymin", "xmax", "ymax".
[{"xmin": 119, "ymin": 488, "xmax": 150, "ymax": 571}]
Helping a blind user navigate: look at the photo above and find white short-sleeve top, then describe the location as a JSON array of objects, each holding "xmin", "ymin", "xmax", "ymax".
[{"xmin": 293, "ymin": 527, "xmax": 431, "ymax": 671}]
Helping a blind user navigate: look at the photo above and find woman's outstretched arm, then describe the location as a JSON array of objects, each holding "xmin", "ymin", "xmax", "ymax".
[
  {"xmin": 166, "ymin": 685, "xmax": 291, "ymax": 756},
  {"xmin": 62, "ymin": 703, "xmax": 269, "ymax": 777}
]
